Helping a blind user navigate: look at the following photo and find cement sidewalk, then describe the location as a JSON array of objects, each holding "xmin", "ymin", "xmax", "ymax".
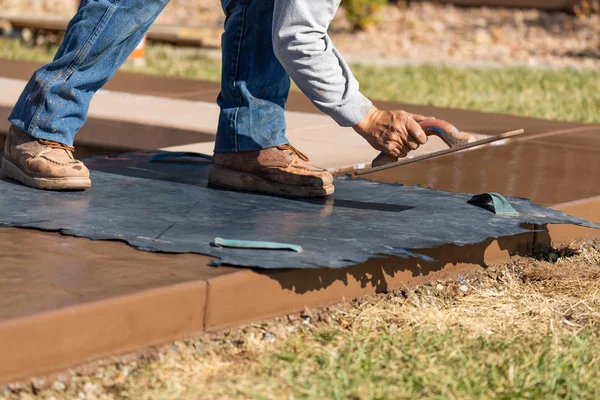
[
  {"xmin": 1, "ymin": 59, "xmax": 584, "ymax": 165},
  {"xmin": 0, "ymin": 76, "xmax": 486, "ymax": 171}
]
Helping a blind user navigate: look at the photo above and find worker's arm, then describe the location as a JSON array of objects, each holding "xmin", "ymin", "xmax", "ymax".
[{"xmin": 272, "ymin": 0, "xmax": 428, "ymax": 157}]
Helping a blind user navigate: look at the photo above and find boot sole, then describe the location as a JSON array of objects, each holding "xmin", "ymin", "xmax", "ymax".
[
  {"xmin": 0, "ymin": 155, "xmax": 91, "ymax": 190},
  {"xmin": 208, "ymin": 165, "xmax": 334, "ymax": 198}
]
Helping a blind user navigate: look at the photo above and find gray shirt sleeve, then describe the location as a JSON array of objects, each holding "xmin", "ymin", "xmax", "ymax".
[{"xmin": 272, "ymin": 0, "xmax": 373, "ymax": 127}]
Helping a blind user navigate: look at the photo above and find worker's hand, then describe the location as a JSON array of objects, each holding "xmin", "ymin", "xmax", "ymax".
[{"xmin": 353, "ymin": 106, "xmax": 433, "ymax": 158}]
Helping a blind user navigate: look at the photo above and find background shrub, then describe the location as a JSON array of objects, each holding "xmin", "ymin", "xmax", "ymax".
[
  {"xmin": 342, "ymin": 0, "xmax": 389, "ymax": 31},
  {"xmin": 573, "ymin": 0, "xmax": 600, "ymax": 16}
]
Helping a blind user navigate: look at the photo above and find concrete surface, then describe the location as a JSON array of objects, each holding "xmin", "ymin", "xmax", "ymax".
[
  {"xmin": 0, "ymin": 77, "xmax": 219, "ymax": 136},
  {"xmin": 0, "ymin": 76, "xmax": 486, "ymax": 171},
  {"xmin": 1, "ymin": 194, "xmax": 599, "ymax": 384},
  {"xmin": 364, "ymin": 125, "xmax": 600, "ymax": 206}
]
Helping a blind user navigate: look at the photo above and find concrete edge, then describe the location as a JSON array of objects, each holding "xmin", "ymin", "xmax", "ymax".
[
  {"xmin": 0, "ymin": 229, "xmax": 535, "ymax": 385},
  {"xmin": 0, "ymin": 105, "xmax": 215, "ymax": 153},
  {"xmin": 0, "ymin": 280, "xmax": 207, "ymax": 385},
  {"xmin": 533, "ymin": 195, "xmax": 600, "ymax": 251},
  {"xmin": 203, "ymin": 230, "xmax": 535, "ymax": 331}
]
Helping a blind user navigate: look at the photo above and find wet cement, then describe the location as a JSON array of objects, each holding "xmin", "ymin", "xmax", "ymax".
[
  {"xmin": 0, "ymin": 228, "xmax": 225, "ymax": 322},
  {"xmin": 363, "ymin": 126, "xmax": 600, "ymax": 206}
]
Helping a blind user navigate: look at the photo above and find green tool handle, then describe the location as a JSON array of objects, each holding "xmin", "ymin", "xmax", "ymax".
[{"xmin": 213, "ymin": 238, "xmax": 303, "ymax": 253}]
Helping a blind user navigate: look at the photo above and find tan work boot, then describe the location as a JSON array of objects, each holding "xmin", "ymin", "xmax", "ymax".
[
  {"xmin": 209, "ymin": 144, "xmax": 334, "ymax": 197},
  {"xmin": 1, "ymin": 125, "xmax": 91, "ymax": 190}
]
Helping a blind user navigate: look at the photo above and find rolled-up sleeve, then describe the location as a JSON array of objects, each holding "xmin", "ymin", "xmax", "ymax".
[{"xmin": 272, "ymin": 0, "xmax": 373, "ymax": 127}]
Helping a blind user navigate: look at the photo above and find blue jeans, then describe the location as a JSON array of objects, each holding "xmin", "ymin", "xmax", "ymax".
[{"xmin": 9, "ymin": 0, "xmax": 290, "ymax": 152}]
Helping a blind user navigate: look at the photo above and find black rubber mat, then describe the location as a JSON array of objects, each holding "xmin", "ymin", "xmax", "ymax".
[{"xmin": 1, "ymin": 152, "xmax": 598, "ymax": 269}]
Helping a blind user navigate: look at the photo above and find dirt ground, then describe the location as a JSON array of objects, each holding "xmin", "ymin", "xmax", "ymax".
[
  {"xmin": 331, "ymin": 2, "xmax": 600, "ymax": 68},
  {"xmin": 1, "ymin": 1, "xmax": 598, "ymax": 68}
]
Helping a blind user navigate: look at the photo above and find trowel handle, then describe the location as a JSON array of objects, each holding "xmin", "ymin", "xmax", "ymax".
[
  {"xmin": 419, "ymin": 119, "xmax": 466, "ymax": 146},
  {"xmin": 371, "ymin": 119, "xmax": 468, "ymax": 168}
]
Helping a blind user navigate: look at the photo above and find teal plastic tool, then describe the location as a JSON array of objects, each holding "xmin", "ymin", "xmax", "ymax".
[
  {"xmin": 213, "ymin": 237, "xmax": 303, "ymax": 253},
  {"xmin": 468, "ymin": 193, "xmax": 519, "ymax": 216}
]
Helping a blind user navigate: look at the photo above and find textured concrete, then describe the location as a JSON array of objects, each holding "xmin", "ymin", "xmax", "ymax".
[
  {"xmin": 363, "ymin": 126, "xmax": 600, "ymax": 206},
  {"xmin": 0, "ymin": 74, "xmax": 488, "ymax": 172}
]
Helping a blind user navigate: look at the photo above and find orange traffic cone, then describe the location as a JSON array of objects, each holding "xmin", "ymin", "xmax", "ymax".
[{"xmin": 128, "ymin": 34, "xmax": 147, "ymax": 67}]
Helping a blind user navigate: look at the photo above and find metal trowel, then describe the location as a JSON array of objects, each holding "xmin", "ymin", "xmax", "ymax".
[{"xmin": 354, "ymin": 119, "xmax": 524, "ymax": 176}]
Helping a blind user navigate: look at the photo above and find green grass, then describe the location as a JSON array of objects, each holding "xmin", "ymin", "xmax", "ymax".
[
  {"xmin": 0, "ymin": 37, "xmax": 222, "ymax": 81},
  {"xmin": 353, "ymin": 64, "xmax": 600, "ymax": 124},
  {"xmin": 254, "ymin": 327, "xmax": 600, "ymax": 400},
  {"xmin": 1, "ymin": 37, "xmax": 599, "ymax": 124}
]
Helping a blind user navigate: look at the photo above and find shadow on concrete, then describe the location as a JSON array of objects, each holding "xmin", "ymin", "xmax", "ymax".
[
  {"xmin": 259, "ymin": 229, "xmax": 534, "ymax": 295},
  {"xmin": 0, "ymin": 105, "xmax": 216, "ymax": 157},
  {"xmin": 293, "ymin": 197, "xmax": 414, "ymax": 213}
]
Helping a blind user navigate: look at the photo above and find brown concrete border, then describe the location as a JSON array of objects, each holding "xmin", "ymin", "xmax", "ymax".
[
  {"xmin": 204, "ymin": 231, "xmax": 534, "ymax": 331},
  {"xmin": 0, "ymin": 232, "xmax": 532, "ymax": 385},
  {"xmin": 533, "ymin": 196, "xmax": 600, "ymax": 252},
  {"xmin": 0, "ymin": 281, "xmax": 206, "ymax": 384}
]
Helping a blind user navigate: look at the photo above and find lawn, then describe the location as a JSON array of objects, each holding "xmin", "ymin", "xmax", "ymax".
[{"xmin": 1, "ymin": 37, "xmax": 599, "ymax": 124}]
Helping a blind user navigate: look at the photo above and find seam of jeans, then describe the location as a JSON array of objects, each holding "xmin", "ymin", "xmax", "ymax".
[
  {"xmin": 231, "ymin": 2, "xmax": 249, "ymax": 152},
  {"xmin": 29, "ymin": 0, "xmax": 122, "ymax": 133}
]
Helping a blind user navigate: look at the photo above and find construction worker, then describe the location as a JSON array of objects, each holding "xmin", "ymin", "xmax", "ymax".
[{"xmin": 2, "ymin": 0, "xmax": 470, "ymax": 197}]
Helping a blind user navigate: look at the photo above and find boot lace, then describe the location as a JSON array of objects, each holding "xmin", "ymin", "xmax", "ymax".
[
  {"xmin": 279, "ymin": 144, "xmax": 309, "ymax": 162},
  {"xmin": 39, "ymin": 139, "xmax": 75, "ymax": 153}
]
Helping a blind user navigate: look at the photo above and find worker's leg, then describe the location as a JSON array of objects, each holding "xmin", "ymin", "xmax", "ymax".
[
  {"xmin": 209, "ymin": 0, "xmax": 333, "ymax": 197},
  {"xmin": 215, "ymin": 0, "xmax": 290, "ymax": 152},
  {"xmin": 3, "ymin": 0, "xmax": 170, "ymax": 190},
  {"xmin": 8, "ymin": 0, "xmax": 170, "ymax": 146}
]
